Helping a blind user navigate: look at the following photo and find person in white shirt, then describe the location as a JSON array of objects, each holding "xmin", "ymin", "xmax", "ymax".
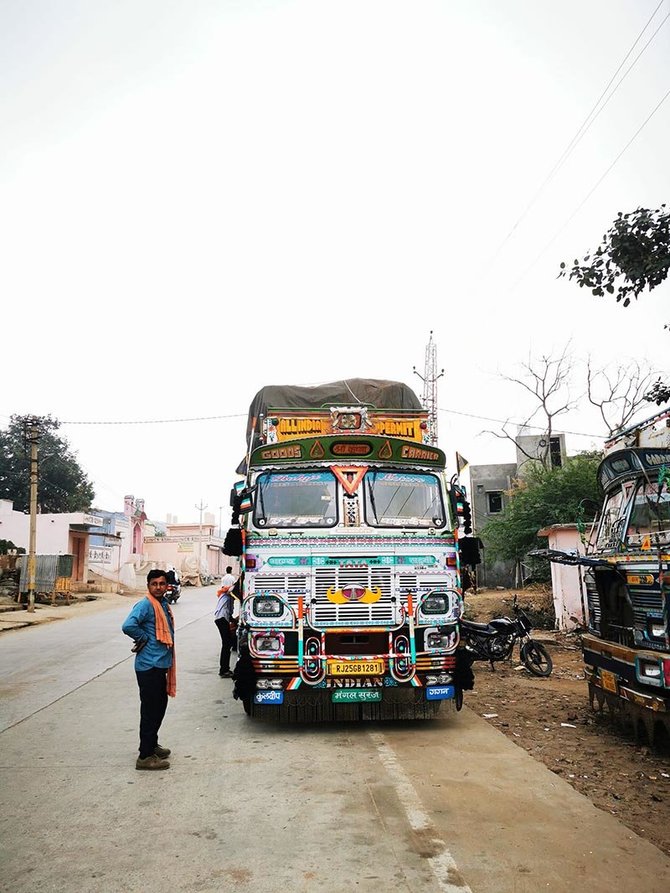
[{"xmin": 214, "ymin": 566, "xmax": 238, "ymax": 677}]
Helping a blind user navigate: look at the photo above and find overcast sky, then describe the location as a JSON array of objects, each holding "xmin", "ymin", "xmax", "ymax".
[{"xmin": 1, "ymin": 0, "xmax": 669, "ymax": 525}]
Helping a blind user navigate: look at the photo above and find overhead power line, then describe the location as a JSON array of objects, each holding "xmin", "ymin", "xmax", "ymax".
[
  {"xmin": 6, "ymin": 405, "xmax": 605, "ymax": 439},
  {"xmin": 437, "ymin": 406, "xmax": 606, "ymax": 439},
  {"xmin": 61, "ymin": 412, "xmax": 246, "ymax": 426},
  {"xmin": 509, "ymin": 83, "xmax": 670, "ymax": 292},
  {"xmin": 483, "ymin": 1, "xmax": 669, "ymax": 276}
]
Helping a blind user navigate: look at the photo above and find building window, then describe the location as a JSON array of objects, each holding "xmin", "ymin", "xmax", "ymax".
[
  {"xmin": 549, "ymin": 436, "xmax": 562, "ymax": 468},
  {"xmin": 487, "ymin": 491, "xmax": 503, "ymax": 514}
]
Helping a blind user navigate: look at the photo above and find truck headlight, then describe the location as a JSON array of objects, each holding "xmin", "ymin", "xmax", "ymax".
[
  {"xmin": 636, "ymin": 657, "xmax": 662, "ymax": 686},
  {"xmin": 253, "ymin": 595, "xmax": 283, "ymax": 616},
  {"xmin": 422, "ymin": 593, "xmax": 448, "ymax": 614}
]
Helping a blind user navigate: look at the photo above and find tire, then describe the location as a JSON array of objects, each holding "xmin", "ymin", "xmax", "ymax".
[
  {"xmin": 242, "ymin": 697, "xmax": 251, "ymax": 716},
  {"xmin": 520, "ymin": 640, "xmax": 553, "ymax": 677}
]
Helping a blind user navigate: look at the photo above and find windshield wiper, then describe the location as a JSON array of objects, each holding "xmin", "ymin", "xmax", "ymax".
[
  {"xmin": 257, "ymin": 479, "xmax": 267, "ymax": 523},
  {"xmin": 367, "ymin": 472, "xmax": 379, "ymax": 522}
]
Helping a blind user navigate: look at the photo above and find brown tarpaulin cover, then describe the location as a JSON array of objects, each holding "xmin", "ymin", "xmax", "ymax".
[{"xmin": 237, "ymin": 378, "xmax": 422, "ymax": 473}]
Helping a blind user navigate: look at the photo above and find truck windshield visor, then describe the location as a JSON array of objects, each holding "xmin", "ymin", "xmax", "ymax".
[
  {"xmin": 253, "ymin": 471, "xmax": 337, "ymax": 528},
  {"xmin": 364, "ymin": 471, "xmax": 445, "ymax": 528}
]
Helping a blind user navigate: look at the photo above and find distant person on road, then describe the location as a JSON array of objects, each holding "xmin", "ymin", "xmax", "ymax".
[
  {"xmin": 215, "ymin": 566, "xmax": 238, "ymax": 678},
  {"xmin": 122, "ymin": 569, "xmax": 176, "ymax": 771},
  {"xmin": 165, "ymin": 566, "xmax": 179, "ymax": 586}
]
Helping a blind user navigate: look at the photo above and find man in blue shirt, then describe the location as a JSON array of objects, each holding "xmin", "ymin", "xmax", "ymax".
[{"xmin": 122, "ymin": 569, "xmax": 176, "ymax": 770}]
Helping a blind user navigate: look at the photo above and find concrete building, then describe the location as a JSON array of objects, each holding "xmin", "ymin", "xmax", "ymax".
[
  {"xmin": 143, "ymin": 519, "xmax": 233, "ymax": 584},
  {"xmin": 468, "ymin": 431, "xmax": 568, "ymax": 589},
  {"xmin": 516, "ymin": 432, "xmax": 567, "ymax": 476},
  {"xmin": 468, "ymin": 463, "xmax": 517, "ymax": 588},
  {"xmin": 0, "ymin": 499, "xmax": 106, "ymax": 591}
]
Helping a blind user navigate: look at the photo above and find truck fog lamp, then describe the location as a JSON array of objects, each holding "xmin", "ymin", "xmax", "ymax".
[{"xmin": 259, "ymin": 636, "xmax": 281, "ymax": 651}]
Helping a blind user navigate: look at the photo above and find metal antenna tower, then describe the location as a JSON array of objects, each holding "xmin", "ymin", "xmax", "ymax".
[{"xmin": 413, "ymin": 331, "xmax": 444, "ymax": 445}]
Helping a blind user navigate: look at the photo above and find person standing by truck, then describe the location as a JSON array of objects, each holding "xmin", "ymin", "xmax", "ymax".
[
  {"xmin": 215, "ymin": 566, "xmax": 238, "ymax": 678},
  {"xmin": 122, "ymin": 569, "xmax": 176, "ymax": 770}
]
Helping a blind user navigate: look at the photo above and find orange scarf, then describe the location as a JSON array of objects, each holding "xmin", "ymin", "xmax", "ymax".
[{"xmin": 148, "ymin": 594, "xmax": 177, "ymax": 697}]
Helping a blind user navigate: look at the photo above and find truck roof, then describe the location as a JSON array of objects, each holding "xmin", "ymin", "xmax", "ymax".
[
  {"xmin": 245, "ymin": 378, "xmax": 421, "ymax": 437},
  {"xmin": 237, "ymin": 379, "xmax": 424, "ymax": 474},
  {"xmin": 604, "ymin": 405, "xmax": 670, "ymax": 454}
]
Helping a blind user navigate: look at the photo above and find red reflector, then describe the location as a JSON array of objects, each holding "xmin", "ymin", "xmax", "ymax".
[
  {"xmin": 245, "ymin": 557, "xmax": 257, "ymax": 569},
  {"xmin": 663, "ymin": 659, "xmax": 670, "ymax": 688},
  {"xmin": 447, "ymin": 555, "xmax": 457, "ymax": 566}
]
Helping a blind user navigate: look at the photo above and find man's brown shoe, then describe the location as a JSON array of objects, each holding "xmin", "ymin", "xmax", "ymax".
[
  {"xmin": 136, "ymin": 754, "xmax": 170, "ymax": 770},
  {"xmin": 154, "ymin": 744, "xmax": 171, "ymax": 758}
]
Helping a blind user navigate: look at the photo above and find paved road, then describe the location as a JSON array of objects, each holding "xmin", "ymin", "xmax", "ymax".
[{"xmin": 1, "ymin": 588, "xmax": 669, "ymax": 893}]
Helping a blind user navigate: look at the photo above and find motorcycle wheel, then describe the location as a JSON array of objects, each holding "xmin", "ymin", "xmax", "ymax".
[{"xmin": 520, "ymin": 640, "xmax": 553, "ymax": 677}]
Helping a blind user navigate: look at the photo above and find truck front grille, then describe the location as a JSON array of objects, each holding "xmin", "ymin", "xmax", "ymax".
[{"xmin": 312, "ymin": 565, "xmax": 396, "ymax": 626}]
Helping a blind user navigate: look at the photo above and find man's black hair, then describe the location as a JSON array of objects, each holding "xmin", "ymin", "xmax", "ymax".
[
  {"xmin": 226, "ymin": 565, "xmax": 233, "ymax": 573},
  {"xmin": 147, "ymin": 568, "xmax": 168, "ymax": 584}
]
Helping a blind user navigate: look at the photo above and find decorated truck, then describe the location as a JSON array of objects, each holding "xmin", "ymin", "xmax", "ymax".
[
  {"xmin": 544, "ymin": 407, "xmax": 670, "ymax": 746},
  {"xmin": 229, "ymin": 379, "xmax": 471, "ymax": 720},
  {"xmin": 582, "ymin": 408, "xmax": 670, "ymax": 746}
]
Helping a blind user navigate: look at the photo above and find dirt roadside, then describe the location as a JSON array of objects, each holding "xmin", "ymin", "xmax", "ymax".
[
  {"xmin": 464, "ymin": 588, "xmax": 670, "ymax": 857},
  {"xmin": 0, "ymin": 590, "xmax": 133, "ymax": 632},
  {"xmin": 2, "ymin": 587, "xmax": 669, "ymax": 856}
]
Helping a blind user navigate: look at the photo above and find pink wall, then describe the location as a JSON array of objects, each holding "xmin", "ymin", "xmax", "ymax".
[{"xmin": 538, "ymin": 524, "xmax": 589, "ymax": 630}]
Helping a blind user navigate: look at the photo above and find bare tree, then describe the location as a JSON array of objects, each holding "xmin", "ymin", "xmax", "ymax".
[
  {"xmin": 586, "ymin": 358, "xmax": 662, "ymax": 435},
  {"xmin": 485, "ymin": 345, "xmax": 576, "ymax": 470}
]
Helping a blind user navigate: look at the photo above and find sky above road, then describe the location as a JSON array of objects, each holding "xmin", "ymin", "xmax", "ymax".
[{"xmin": 1, "ymin": 0, "xmax": 669, "ymax": 526}]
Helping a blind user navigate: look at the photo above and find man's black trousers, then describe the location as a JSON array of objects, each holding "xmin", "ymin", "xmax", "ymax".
[
  {"xmin": 136, "ymin": 667, "xmax": 168, "ymax": 758},
  {"xmin": 215, "ymin": 618, "xmax": 233, "ymax": 674}
]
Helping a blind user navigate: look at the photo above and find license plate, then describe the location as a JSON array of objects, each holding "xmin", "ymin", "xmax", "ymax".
[
  {"xmin": 332, "ymin": 689, "xmax": 382, "ymax": 703},
  {"xmin": 600, "ymin": 670, "xmax": 618, "ymax": 693},
  {"xmin": 328, "ymin": 659, "xmax": 385, "ymax": 676},
  {"xmin": 254, "ymin": 690, "xmax": 284, "ymax": 705},
  {"xmin": 426, "ymin": 685, "xmax": 455, "ymax": 701}
]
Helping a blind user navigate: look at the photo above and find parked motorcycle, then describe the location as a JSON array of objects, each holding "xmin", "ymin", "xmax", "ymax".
[
  {"xmin": 460, "ymin": 594, "xmax": 553, "ymax": 676},
  {"xmin": 165, "ymin": 582, "xmax": 181, "ymax": 604}
]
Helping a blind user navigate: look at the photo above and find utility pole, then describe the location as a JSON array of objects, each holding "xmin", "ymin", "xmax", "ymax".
[
  {"xmin": 24, "ymin": 419, "xmax": 41, "ymax": 613},
  {"xmin": 413, "ymin": 331, "xmax": 444, "ymax": 446},
  {"xmin": 195, "ymin": 499, "xmax": 208, "ymax": 579}
]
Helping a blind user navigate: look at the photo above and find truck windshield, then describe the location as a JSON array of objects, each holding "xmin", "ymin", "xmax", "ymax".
[
  {"xmin": 596, "ymin": 484, "xmax": 631, "ymax": 550},
  {"xmin": 253, "ymin": 471, "xmax": 337, "ymax": 528},
  {"xmin": 625, "ymin": 481, "xmax": 670, "ymax": 547},
  {"xmin": 364, "ymin": 471, "xmax": 445, "ymax": 528}
]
